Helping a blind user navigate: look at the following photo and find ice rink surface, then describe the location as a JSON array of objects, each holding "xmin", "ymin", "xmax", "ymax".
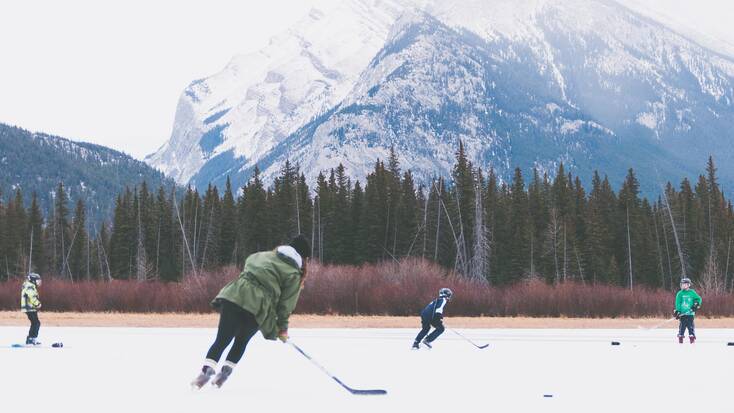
[{"xmin": 1, "ymin": 326, "xmax": 733, "ymax": 412}]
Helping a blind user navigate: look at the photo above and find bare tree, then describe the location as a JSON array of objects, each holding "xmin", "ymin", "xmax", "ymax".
[
  {"xmin": 470, "ymin": 183, "xmax": 490, "ymax": 283},
  {"xmin": 546, "ymin": 207, "xmax": 562, "ymax": 283},
  {"xmin": 173, "ymin": 190, "xmax": 197, "ymax": 278},
  {"xmin": 660, "ymin": 182, "xmax": 687, "ymax": 278}
]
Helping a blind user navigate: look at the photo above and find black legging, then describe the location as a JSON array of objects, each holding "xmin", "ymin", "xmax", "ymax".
[
  {"xmin": 414, "ymin": 317, "xmax": 445, "ymax": 343},
  {"xmin": 26, "ymin": 312, "xmax": 40, "ymax": 339},
  {"xmin": 206, "ymin": 300, "xmax": 260, "ymax": 364}
]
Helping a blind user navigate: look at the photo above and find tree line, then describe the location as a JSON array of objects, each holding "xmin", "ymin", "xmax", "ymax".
[{"xmin": 1, "ymin": 145, "xmax": 733, "ymax": 292}]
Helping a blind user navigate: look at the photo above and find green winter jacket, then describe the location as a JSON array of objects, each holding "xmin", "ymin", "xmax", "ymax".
[
  {"xmin": 675, "ymin": 289, "xmax": 702, "ymax": 316},
  {"xmin": 214, "ymin": 247, "xmax": 303, "ymax": 340},
  {"xmin": 20, "ymin": 281, "xmax": 41, "ymax": 313}
]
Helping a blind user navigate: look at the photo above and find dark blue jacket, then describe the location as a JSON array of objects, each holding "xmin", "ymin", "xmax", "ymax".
[{"xmin": 420, "ymin": 297, "xmax": 447, "ymax": 322}]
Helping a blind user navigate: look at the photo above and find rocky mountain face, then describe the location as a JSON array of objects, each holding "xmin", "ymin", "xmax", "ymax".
[{"xmin": 148, "ymin": 0, "xmax": 734, "ymax": 194}]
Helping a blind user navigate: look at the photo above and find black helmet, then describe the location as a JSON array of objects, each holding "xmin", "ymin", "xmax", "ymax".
[
  {"xmin": 439, "ymin": 288, "xmax": 453, "ymax": 299},
  {"xmin": 27, "ymin": 273, "xmax": 41, "ymax": 284},
  {"xmin": 680, "ymin": 277, "xmax": 692, "ymax": 285}
]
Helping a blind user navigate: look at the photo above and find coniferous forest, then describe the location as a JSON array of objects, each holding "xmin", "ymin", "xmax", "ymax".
[{"xmin": 1, "ymin": 145, "xmax": 733, "ymax": 295}]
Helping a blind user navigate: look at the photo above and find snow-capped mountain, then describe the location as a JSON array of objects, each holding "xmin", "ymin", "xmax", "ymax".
[
  {"xmin": 148, "ymin": 0, "xmax": 734, "ymax": 193},
  {"xmin": 146, "ymin": 0, "xmax": 409, "ymax": 187}
]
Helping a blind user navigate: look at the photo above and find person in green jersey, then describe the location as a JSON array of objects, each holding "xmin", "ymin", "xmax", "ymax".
[{"xmin": 673, "ymin": 277, "xmax": 702, "ymax": 344}]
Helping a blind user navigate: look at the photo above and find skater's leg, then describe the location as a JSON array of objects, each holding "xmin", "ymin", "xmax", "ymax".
[
  {"xmin": 677, "ymin": 318, "xmax": 685, "ymax": 342},
  {"xmin": 414, "ymin": 320, "xmax": 431, "ymax": 344},
  {"xmin": 224, "ymin": 310, "xmax": 259, "ymax": 364},
  {"xmin": 212, "ymin": 309, "xmax": 259, "ymax": 388},
  {"xmin": 425, "ymin": 319, "xmax": 445, "ymax": 343},
  {"xmin": 26, "ymin": 312, "xmax": 40, "ymax": 342},
  {"xmin": 686, "ymin": 316, "xmax": 695, "ymax": 339},
  {"xmin": 193, "ymin": 301, "xmax": 242, "ymax": 389},
  {"xmin": 205, "ymin": 301, "xmax": 240, "ymax": 363}
]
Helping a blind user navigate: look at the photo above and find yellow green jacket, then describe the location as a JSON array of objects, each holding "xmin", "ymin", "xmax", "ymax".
[
  {"xmin": 21, "ymin": 281, "xmax": 41, "ymax": 313},
  {"xmin": 214, "ymin": 247, "xmax": 303, "ymax": 340}
]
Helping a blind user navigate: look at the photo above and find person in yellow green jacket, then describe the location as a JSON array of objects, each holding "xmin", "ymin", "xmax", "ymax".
[
  {"xmin": 21, "ymin": 273, "xmax": 42, "ymax": 345},
  {"xmin": 673, "ymin": 277, "xmax": 702, "ymax": 344},
  {"xmin": 191, "ymin": 234, "xmax": 310, "ymax": 389}
]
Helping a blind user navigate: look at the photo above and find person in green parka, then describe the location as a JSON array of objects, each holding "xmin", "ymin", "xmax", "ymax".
[
  {"xmin": 191, "ymin": 234, "xmax": 310, "ymax": 389},
  {"xmin": 673, "ymin": 277, "xmax": 702, "ymax": 344}
]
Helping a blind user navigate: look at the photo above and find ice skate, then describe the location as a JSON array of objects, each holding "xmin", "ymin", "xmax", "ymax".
[
  {"xmin": 190, "ymin": 365, "xmax": 215, "ymax": 389},
  {"xmin": 25, "ymin": 337, "xmax": 41, "ymax": 346},
  {"xmin": 212, "ymin": 365, "xmax": 233, "ymax": 388}
]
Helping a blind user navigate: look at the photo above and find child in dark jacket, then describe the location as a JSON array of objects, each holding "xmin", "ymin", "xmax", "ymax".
[{"xmin": 412, "ymin": 288, "xmax": 453, "ymax": 349}]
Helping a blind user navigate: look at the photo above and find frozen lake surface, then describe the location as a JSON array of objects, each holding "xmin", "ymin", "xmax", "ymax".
[{"xmin": 1, "ymin": 326, "xmax": 733, "ymax": 412}]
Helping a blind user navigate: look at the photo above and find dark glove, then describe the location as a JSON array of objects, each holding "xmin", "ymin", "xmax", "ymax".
[
  {"xmin": 673, "ymin": 310, "xmax": 680, "ymax": 319},
  {"xmin": 692, "ymin": 303, "xmax": 700, "ymax": 312}
]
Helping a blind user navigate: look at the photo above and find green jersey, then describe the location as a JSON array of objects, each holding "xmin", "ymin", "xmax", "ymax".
[{"xmin": 675, "ymin": 289, "xmax": 702, "ymax": 316}]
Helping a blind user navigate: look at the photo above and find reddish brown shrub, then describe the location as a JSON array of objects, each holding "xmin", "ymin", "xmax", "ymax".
[{"xmin": 2, "ymin": 259, "xmax": 733, "ymax": 317}]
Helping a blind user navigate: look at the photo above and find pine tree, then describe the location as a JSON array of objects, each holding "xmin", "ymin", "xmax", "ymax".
[
  {"xmin": 351, "ymin": 180, "xmax": 365, "ymax": 264},
  {"xmin": 360, "ymin": 161, "xmax": 389, "ymax": 263},
  {"xmin": 507, "ymin": 167, "xmax": 530, "ymax": 282},
  {"xmin": 331, "ymin": 164, "xmax": 353, "ymax": 264},
  {"xmin": 219, "ymin": 177, "xmax": 237, "ymax": 266},
  {"xmin": 397, "ymin": 171, "xmax": 419, "ymax": 257},
  {"xmin": 4, "ymin": 189, "xmax": 28, "ymax": 277},
  {"xmin": 68, "ymin": 199, "xmax": 88, "ymax": 281},
  {"xmin": 27, "ymin": 192, "xmax": 45, "ymax": 274},
  {"xmin": 53, "ymin": 182, "xmax": 71, "ymax": 277},
  {"xmin": 0, "ymin": 188, "xmax": 6, "ymax": 280},
  {"xmin": 109, "ymin": 189, "xmax": 133, "ymax": 279},
  {"xmin": 451, "ymin": 141, "xmax": 475, "ymax": 274},
  {"xmin": 155, "ymin": 186, "xmax": 179, "ymax": 281},
  {"xmin": 199, "ymin": 184, "xmax": 221, "ymax": 270},
  {"xmin": 240, "ymin": 167, "xmax": 270, "ymax": 258}
]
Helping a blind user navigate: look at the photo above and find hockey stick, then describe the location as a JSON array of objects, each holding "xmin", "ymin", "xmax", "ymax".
[
  {"xmin": 288, "ymin": 341, "xmax": 387, "ymax": 395},
  {"xmin": 450, "ymin": 328, "xmax": 489, "ymax": 349},
  {"xmin": 637, "ymin": 316, "xmax": 677, "ymax": 331}
]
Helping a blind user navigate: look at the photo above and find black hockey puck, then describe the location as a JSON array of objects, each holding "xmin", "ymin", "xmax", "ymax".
[
  {"xmin": 52, "ymin": 342, "xmax": 63, "ymax": 348},
  {"xmin": 727, "ymin": 342, "xmax": 734, "ymax": 346},
  {"xmin": 611, "ymin": 341, "xmax": 620, "ymax": 346},
  {"xmin": 543, "ymin": 395, "xmax": 553, "ymax": 398}
]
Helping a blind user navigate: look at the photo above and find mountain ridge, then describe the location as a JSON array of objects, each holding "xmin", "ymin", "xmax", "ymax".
[
  {"xmin": 0, "ymin": 123, "xmax": 176, "ymax": 223},
  {"xmin": 147, "ymin": 0, "xmax": 734, "ymax": 194}
]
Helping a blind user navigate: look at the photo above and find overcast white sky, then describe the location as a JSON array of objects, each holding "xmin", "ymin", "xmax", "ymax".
[{"xmin": 1, "ymin": 0, "xmax": 733, "ymax": 160}]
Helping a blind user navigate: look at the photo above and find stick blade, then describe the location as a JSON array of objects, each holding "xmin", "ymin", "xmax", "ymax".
[
  {"xmin": 477, "ymin": 344, "xmax": 489, "ymax": 349},
  {"xmin": 347, "ymin": 388, "xmax": 388, "ymax": 396}
]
